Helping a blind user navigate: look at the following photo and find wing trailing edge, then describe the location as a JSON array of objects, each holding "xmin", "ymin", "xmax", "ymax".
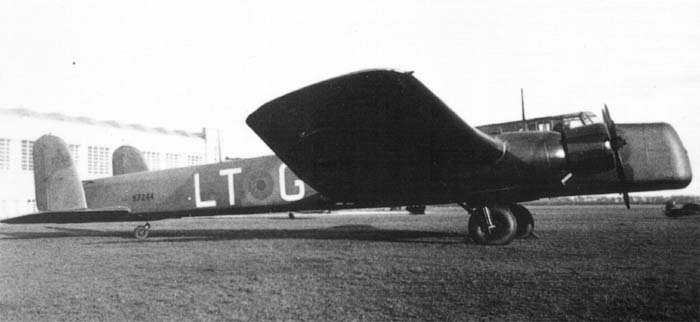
[{"xmin": 247, "ymin": 70, "xmax": 505, "ymax": 203}]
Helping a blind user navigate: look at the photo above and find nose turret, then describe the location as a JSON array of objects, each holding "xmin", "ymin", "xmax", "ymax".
[{"xmin": 617, "ymin": 122, "xmax": 692, "ymax": 191}]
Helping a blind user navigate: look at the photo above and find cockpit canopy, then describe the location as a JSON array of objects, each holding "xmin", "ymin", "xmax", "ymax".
[{"xmin": 477, "ymin": 111, "xmax": 600, "ymax": 135}]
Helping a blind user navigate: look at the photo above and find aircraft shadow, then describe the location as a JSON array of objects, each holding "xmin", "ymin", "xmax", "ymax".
[
  {"xmin": 0, "ymin": 226, "xmax": 126, "ymax": 239},
  {"xmin": 0, "ymin": 225, "xmax": 466, "ymax": 245}
]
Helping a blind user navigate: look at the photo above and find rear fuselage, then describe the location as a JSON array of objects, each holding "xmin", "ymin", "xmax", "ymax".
[{"xmin": 83, "ymin": 155, "xmax": 327, "ymax": 217}]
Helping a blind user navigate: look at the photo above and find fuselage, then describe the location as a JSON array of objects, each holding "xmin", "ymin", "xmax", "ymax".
[{"xmin": 82, "ymin": 117, "xmax": 692, "ymax": 216}]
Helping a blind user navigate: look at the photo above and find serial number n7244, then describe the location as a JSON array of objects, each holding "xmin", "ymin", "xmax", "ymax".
[{"xmin": 132, "ymin": 193, "xmax": 154, "ymax": 202}]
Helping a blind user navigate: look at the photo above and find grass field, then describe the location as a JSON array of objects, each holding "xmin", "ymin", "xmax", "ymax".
[{"xmin": 0, "ymin": 205, "xmax": 698, "ymax": 321}]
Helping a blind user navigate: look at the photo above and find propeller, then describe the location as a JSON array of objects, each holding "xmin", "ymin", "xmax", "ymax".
[{"xmin": 602, "ymin": 105, "xmax": 630, "ymax": 209}]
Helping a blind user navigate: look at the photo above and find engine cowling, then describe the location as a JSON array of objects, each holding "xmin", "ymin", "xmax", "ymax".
[
  {"xmin": 562, "ymin": 123, "xmax": 615, "ymax": 174},
  {"xmin": 497, "ymin": 123, "xmax": 615, "ymax": 175}
]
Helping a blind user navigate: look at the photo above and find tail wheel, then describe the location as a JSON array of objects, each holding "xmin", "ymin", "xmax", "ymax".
[
  {"xmin": 133, "ymin": 224, "xmax": 150, "ymax": 240},
  {"xmin": 509, "ymin": 204, "xmax": 534, "ymax": 238},
  {"xmin": 468, "ymin": 205, "xmax": 517, "ymax": 245}
]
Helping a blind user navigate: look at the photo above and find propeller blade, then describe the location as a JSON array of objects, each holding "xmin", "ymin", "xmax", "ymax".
[
  {"xmin": 602, "ymin": 105, "xmax": 631, "ymax": 209},
  {"xmin": 603, "ymin": 105, "xmax": 619, "ymax": 148}
]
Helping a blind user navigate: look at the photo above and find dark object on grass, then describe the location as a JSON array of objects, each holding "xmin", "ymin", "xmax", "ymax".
[
  {"xmin": 664, "ymin": 201, "xmax": 700, "ymax": 218},
  {"xmin": 406, "ymin": 205, "xmax": 426, "ymax": 215}
]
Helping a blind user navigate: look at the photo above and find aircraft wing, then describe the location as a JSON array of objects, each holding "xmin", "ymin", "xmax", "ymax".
[
  {"xmin": 247, "ymin": 70, "xmax": 506, "ymax": 203},
  {"xmin": 0, "ymin": 207, "xmax": 137, "ymax": 224}
]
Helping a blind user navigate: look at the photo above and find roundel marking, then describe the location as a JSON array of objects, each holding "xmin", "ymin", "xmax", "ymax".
[{"xmin": 246, "ymin": 170, "xmax": 274, "ymax": 201}]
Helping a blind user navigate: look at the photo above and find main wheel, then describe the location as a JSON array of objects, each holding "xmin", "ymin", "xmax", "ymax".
[
  {"xmin": 468, "ymin": 205, "xmax": 517, "ymax": 245},
  {"xmin": 509, "ymin": 204, "xmax": 534, "ymax": 238}
]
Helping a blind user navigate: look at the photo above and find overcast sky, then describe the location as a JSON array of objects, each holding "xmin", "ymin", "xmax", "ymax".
[{"xmin": 1, "ymin": 0, "xmax": 698, "ymax": 194}]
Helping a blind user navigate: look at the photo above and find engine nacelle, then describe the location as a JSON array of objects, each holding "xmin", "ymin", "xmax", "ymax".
[
  {"xmin": 562, "ymin": 123, "xmax": 615, "ymax": 174},
  {"xmin": 497, "ymin": 123, "xmax": 615, "ymax": 175}
]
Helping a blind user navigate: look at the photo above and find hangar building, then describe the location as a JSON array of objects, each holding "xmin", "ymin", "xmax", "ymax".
[{"xmin": 0, "ymin": 108, "xmax": 220, "ymax": 219}]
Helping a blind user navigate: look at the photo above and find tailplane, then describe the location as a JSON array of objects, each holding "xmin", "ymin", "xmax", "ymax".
[
  {"xmin": 33, "ymin": 135, "xmax": 87, "ymax": 211},
  {"xmin": 112, "ymin": 145, "xmax": 148, "ymax": 175}
]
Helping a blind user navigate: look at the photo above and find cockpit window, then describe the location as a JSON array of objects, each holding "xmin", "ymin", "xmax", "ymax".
[
  {"xmin": 564, "ymin": 117, "xmax": 584, "ymax": 129},
  {"xmin": 582, "ymin": 113, "xmax": 599, "ymax": 125}
]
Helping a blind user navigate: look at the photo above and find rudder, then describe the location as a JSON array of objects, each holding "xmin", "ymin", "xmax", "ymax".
[
  {"xmin": 33, "ymin": 135, "xmax": 87, "ymax": 211},
  {"xmin": 112, "ymin": 145, "xmax": 148, "ymax": 175}
]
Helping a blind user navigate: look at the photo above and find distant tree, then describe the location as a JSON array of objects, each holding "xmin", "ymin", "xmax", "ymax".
[{"xmin": 527, "ymin": 194, "xmax": 699, "ymax": 205}]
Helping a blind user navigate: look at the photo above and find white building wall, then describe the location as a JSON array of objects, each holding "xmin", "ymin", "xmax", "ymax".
[
  {"xmin": 203, "ymin": 127, "xmax": 223, "ymax": 164},
  {"xmin": 0, "ymin": 110, "xmax": 211, "ymax": 219}
]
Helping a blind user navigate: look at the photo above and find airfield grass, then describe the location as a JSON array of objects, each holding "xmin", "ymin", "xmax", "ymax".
[{"xmin": 0, "ymin": 205, "xmax": 698, "ymax": 322}]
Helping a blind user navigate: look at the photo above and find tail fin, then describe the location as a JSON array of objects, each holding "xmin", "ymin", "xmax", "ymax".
[
  {"xmin": 112, "ymin": 145, "xmax": 148, "ymax": 175},
  {"xmin": 33, "ymin": 135, "xmax": 87, "ymax": 211}
]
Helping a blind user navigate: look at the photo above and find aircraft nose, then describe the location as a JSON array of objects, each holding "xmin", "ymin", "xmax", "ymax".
[
  {"xmin": 617, "ymin": 122, "xmax": 692, "ymax": 190},
  {"xmin": 649, "ymin": 123, "xmax": 693, "ymax": 187}
]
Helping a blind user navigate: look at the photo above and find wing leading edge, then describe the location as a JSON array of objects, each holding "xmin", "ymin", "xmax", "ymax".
[{"xmin": 247, "ymin": 70, "xmax": 505, "ymax": 203}]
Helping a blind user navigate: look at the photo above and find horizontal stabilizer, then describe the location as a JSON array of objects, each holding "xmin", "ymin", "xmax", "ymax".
[
  {"xmin": 1, "ymin": 207, "xmax": 136, "ymax": 224},
  {"xmin": 247, "ymin": 69, "xmax": 505, "ymax": 203}
]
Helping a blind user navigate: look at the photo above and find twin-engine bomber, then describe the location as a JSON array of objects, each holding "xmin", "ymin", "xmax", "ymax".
[{"xmin": 1, "ymin": 70, "xmax": 692, "ymax": 245}]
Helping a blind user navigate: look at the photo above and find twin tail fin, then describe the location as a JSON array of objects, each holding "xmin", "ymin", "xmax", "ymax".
[{"xmin": 33, "ymin": 135, "xmax": 87, "ymax": 211}]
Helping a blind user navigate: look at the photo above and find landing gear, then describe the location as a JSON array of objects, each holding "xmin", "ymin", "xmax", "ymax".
[
  {"xmin": 460, "ymin": 203, "xmax": 517, "ymax": 245},
  {"xmin": 509, "ymin": 204, "xmax": 534, "ymax": 238},
  {"xmin": 133, "ymin": 223, "xmax": 150, "ymax": 240}
]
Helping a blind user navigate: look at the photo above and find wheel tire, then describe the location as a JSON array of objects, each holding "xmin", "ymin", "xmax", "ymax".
[
  {"xmin": 134, "ymin": 226, "xmax": 149, "ymax": 240},
  {"xmin": 510, "ymin": 204, "xmax": 534, "ymax": 238},
  {"xmin": 468, "ymin": 206, "xmax": 517, "ymax": 245}
]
